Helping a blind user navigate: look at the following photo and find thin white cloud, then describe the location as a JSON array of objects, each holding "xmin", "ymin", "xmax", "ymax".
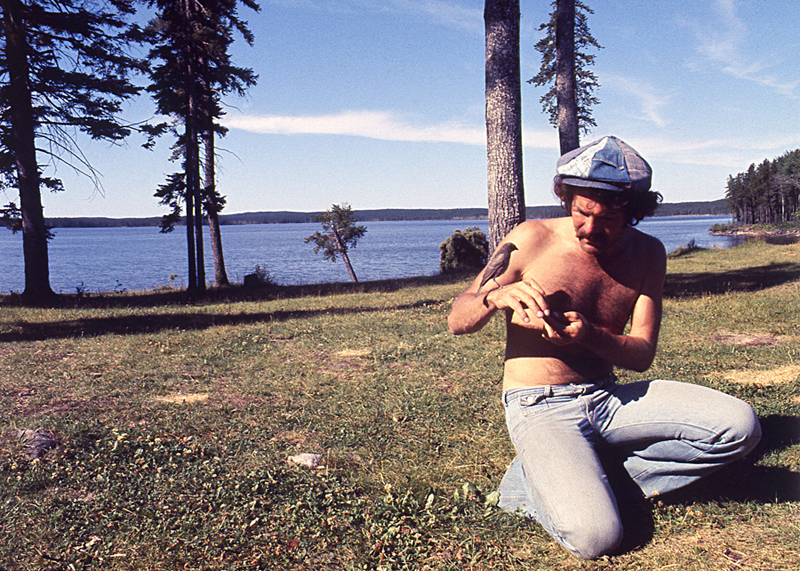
[
  {"xmin": 223, "ymin": 109, "xmax": 559, "ymax": 149},
  {"xmin": 390, "ymin": 0, "xmax": 483, "ymax": 33},
  {"xmin": 602, "ymin": 73, "xmax": 672, "ymax": 128},
  {"xmin": 223, "ymin": 110, "xmax": 483, "ymax": 144},
  {"xmin": 636, "ymin": 134, "xmax": 800, "ymax": 169},
  {"xmin": 686, "ymin": 0, "xmax": 798, "ymax": 97},
  {"xmin": 223, "ymin": 110, "xmax": 798, "ymax": 176}
]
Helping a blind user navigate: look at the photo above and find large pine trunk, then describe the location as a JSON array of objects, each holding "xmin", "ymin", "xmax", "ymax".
[
  {"xmin": 3, "ymin": 2, "xmax": 55, "ymax": 303},
  {"xmin": 555, "ymin": 0, "xmax": 579, "ymax": 155},
  {"xmin": 484, "ymin": 0, "xmax": 525, "ymax": 254}
]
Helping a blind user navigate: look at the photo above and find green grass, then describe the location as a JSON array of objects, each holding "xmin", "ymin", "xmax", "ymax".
[{"xmin": 1, "ymin": 242, "xmax": 799, "ymax": 570}]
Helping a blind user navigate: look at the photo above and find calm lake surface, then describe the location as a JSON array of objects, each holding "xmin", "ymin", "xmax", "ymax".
[{"xmin": 0, "ymin": 215, "xmax": 737, "ymax": 294}]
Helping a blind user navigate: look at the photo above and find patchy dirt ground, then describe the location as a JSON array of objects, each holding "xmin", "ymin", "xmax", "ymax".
[
  {"xmin": 713, "ymin": 330, "xmax": 789, "ymax": 347},
  {"xmin": 722, "ymin": 364, "xmax": 800, "ymax": 386}
]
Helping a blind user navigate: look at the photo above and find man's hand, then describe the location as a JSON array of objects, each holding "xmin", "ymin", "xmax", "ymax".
[
  {"xmin": 487, "ymin": 281, "xmax": 590, "ymax": 347},
  {"xmin": 485, "ymin": 278, "xmax": 554, "ymax": 325},
  {"xmin": 541, "ymin": 311, "xmax": 590, "ymax": 345}
]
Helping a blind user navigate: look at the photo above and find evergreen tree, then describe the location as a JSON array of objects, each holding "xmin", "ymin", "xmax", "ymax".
[
  {"xmin": 530, "ymin": 0, "xmax": 601, "ymax": 154},
  {"xmin": 0, "ymin": 0, "xmax": 145, "ymax": 303},
  {"xmin": 726, "ymin": 150, "xmax": 800, "ymax": 225},
  {"xmin": 147, "ymin": 0, "xmax": 258, "ymax": 292}
]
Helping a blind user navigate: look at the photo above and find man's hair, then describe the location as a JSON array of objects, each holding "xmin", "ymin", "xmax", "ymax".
[{"xmin": 553, "ymin": 176, "xmax": 662, "ymax": 226}]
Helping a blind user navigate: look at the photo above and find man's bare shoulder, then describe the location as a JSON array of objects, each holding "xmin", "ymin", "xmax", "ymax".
[
  {"xmin": 507, "ymin": 217, "xmax": 571, "ymax": 246},
  {"xmin": 627, "ymin": 225, "xmax": 667, "ymax": 260}
]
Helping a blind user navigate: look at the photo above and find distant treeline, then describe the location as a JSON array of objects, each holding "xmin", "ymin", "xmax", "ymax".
[
  {"xmin": 726, "ymin": 148, "xmax": 800, "ymax": 225},
  {"xmin": 47, "ymin": 200, "xmax": 729, "ymax": 228}
]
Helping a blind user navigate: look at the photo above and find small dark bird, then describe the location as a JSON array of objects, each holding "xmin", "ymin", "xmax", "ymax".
[{"xmin": 479, "ymin": 242, "xmax": 518, "ymax": 291}]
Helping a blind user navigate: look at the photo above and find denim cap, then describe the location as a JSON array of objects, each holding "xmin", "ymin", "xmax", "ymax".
[{"xmin": 556, "ymin": 136, "xmax": 652, "ymax": 192}]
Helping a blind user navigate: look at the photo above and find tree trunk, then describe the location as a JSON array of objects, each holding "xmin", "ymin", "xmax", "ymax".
[
  {"xmin": 555, "ymin": 0, "xmax": 579, "ymax": 154},
  {"xmin": 184, "ymin": 111, "xmax": 198, "ymax": 291},
  {"xmin": 193, "ymin": 163, "xmax": 205, "ymax": 291},
  {"xmin": 484, "ymin": 0, "xmax": 525, "ymax": 254},
  {"xmin": 203, "ymin": 130, "xmax": 230, "ymax": 287},
  {"xmin": 182, "ymin": 0, "xmax": 204, "ymax": 292},
  {"xmin": 187, "ymin": 85, "xmax": 205, "ymax": 292},
  {"xmin": 2, "ymin": 0, "xmax": 55, "ymax": 303},
  {"xmin": 185, "ymin": 182, "xmax": 197, "ymax": 291},
  {"xmin": 332, "ymin": 226, "xmax": 358, "ymax": 282}
]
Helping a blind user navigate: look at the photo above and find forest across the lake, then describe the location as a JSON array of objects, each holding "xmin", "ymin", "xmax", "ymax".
[{"xmin": 46, "ymin": 199, "xmax": 730, "ymax": 228}]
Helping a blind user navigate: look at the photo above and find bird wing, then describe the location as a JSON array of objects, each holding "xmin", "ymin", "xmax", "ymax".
[{"xmin": 478, "ymin": 243, "xmax": 517, "ymax": 291}]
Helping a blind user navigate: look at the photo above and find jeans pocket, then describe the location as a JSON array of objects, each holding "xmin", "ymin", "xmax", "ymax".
[
  {"xmin": 522, "ymin": 394, "xmax": 577, "ymax": 415},
  {"xmin": 507, "ymin": 394, "xmax": 577, "ymax": 429}
]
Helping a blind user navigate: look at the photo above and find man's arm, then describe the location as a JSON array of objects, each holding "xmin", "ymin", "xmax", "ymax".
[
  {"xmin": 578, "ymin": 290, "xmax": 663, "ymax": 372},
  {"xmin": 447, "ymin": 285, "xmax": 498, "ymax": 335},
  {"xmin": 448, "ymin": 225, "xmax": 554, "ymax": 335}
]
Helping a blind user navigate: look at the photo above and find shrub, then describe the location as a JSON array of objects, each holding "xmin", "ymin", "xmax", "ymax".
[
  {"xmin": 243, "ymin": 264, "xmax": 276, "ymax": 288},
  {"xmin": 710, "ymin": 222, "xmax": 732, "ymax": 233},
  {"xmin": 439, "ymin": 227, "xmax": 489, "ymax": 274},
  {"xmin": 668, "ymin": 238, "xmax": 706, "ymax": 258}
]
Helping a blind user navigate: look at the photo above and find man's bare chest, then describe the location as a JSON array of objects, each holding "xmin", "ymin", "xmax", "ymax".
[{"xmin": 523, "ymin": 255, "xmax": 641, "ymax": 333}]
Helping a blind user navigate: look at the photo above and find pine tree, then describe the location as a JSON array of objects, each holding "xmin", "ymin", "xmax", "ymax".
[
  {"xmin": 305, "ymin": 204, "xmax": 367, "ymax": 283},
  {"xmin": 147, "ymin": 0, "xmax": 258, "ymax": 292},
  {"xmin": 0, "ymin": 0, "xmax": 145, "ymax": 303},
  {"xmin": 530, "ymin": 0, "xmax": 602, "ymax": 154}
]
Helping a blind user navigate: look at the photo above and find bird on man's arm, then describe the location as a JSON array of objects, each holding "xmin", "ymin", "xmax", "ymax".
[{"xmin": 478, "ymin": 242, "xmax": 518, "ymax": 291}]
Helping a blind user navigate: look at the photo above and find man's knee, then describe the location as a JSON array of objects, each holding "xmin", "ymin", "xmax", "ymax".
[
  {"xmin": 559, "ymin": 515, "xmax": 623, "ymax": 560},
  {"xmin": 726, "ymin": 400, "xmax": 761, "ymax": 457}
]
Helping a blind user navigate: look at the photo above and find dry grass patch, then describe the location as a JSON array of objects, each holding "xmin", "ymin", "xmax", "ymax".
[
  {"xmin": 153, "ymin": 392, "xmax": 210, "ymax": 404},
  {"xmin": 335, "ymin": 348, "xmax": 372, "ymax": 358},
  {"xmin": 722, "ymin": 364, "xmax": 800, "ymax": 386}
]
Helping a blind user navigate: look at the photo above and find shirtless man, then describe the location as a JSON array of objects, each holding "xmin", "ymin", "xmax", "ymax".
[{"xmin": 448, "ymin": 136, "xmax": 761, "ymax": 559}]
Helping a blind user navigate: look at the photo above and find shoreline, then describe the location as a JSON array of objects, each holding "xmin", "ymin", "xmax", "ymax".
[{"xmin": 711, "ymin": 227, "xmax": 800, "ymax": 237}]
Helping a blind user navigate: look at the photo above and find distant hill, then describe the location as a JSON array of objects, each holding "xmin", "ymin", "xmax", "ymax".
[{"xmin": 46, "ymin": 199, "xmax": 729, "ymax": 228}]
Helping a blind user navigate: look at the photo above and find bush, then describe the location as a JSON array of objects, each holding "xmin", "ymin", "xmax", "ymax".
[
  {"xmin": 668, "ymin": 238, "xmax": 706, "ymax": 258},
  {"xmin": 439, "ymin": 227, "xmax": 489, "ymax": 274},
  {"xmin": 242, "ymin": 264, "xmax": 276, "ymax": 288}
]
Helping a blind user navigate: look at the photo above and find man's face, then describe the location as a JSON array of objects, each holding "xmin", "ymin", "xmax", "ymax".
[{"xmin": 570, "ymin": 189, "xmax": 627, "ymax": 256}]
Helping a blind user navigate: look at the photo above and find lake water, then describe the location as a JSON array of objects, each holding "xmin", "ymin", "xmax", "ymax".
[{"xmin": 0, "ymin": 215, "xmax": 737, "ymax": 294}]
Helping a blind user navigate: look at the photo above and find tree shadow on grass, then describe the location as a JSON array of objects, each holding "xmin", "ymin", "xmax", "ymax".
[
  {"xmin": 1, "ymin": 273, "xmax": 471, "ymax": 310},
  {"xmin": 0, "ymin": 299, "xmax": 445, "ymax": 343},
  {"xmin": 664, "ymin": 262, "xmax": 800, "ymax": 298},
  {"xmin": 0, "ymin": 273, "xmax": 472, "ymax": 343}
]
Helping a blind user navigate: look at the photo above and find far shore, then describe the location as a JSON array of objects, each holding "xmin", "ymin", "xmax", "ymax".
[{"xmin": 711, "ymin": 224, "xmax": 800, "ymax": 237}]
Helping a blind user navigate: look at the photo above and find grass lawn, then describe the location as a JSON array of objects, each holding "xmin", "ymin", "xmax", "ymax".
[{"xmin": 1, "ymin": 240, "xmax": 798, "ymax": 570}]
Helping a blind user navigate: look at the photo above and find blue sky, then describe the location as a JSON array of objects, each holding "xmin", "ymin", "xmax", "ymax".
[{"xmin": 34, "ymin": 0, "xmax": 800, "ymax": 218}]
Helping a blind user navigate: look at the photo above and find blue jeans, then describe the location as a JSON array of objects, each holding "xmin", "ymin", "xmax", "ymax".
[{"xmin": 498, "ymin": 376, "xmax": 761, "ymax": 559}]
